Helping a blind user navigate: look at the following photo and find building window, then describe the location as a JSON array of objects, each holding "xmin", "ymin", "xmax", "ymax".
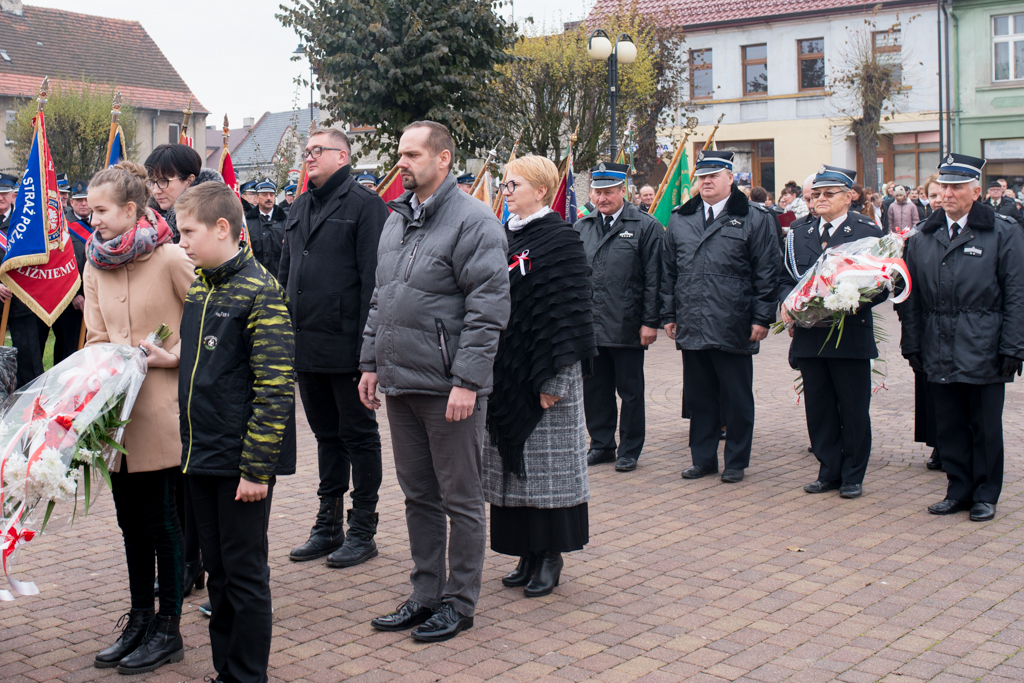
[
  {"xmin": 168, "ymin": 123, "xmax": 180, "ymax": 144},
  {"xmin": 859, "ymin": 131, "xmax": 939, "ymax": 191},
  {"xmin": 742, "ymin": 44, "xmax": 768, "ymax": 95},
  {"xmin": 798, "ymin": 38, "xmax": 825, "ymax": 90},
  {"xmin": 994, "ymin": 14, "xmax": 1024, "ymax": 81},
  {"xmin": 690, "ymin": 48, "xmax": 713, "ymax": 99},
  {"xmin": 692, "ymin": 139, "xmax": 775, "ymax": 193},
  {"xmin": 5, "ymin": 110, "xmax": 16, "ymax": 145},
  {"xmin": 872, "ymin": 29, "xmax": 902, "ymax": 84}
]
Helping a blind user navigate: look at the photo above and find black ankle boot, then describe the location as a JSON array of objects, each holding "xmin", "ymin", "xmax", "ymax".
[
  {"xmin": 289, "ymin": 496, "xmax": 345, "ymax": 561},
  {"xmin": 116, "ymin": 614, "xmax": 184, "ymax": 674},
  {"xmin": 94, "ymin": 608, "xmax": 154, "ymax": 668},
  {"xmin": 326, "ymin": 509, "xmax": 379, "ymax": 568},
  {"xmin": 182, "ymin": 558, "xmax": 205, "ymax": 598},
  {"xmin": 524, "ymin": 551, "xmax": 563, "ymax": 597},
  {"xmin": 501, "ymin": 554, "xmax": 538, "ymax": 588}
]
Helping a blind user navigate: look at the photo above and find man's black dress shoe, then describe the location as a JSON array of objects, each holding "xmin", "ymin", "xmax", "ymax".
[
  {"xmin": 803, "ymin": 480, "xmax": 840, "ymax": 494},
  {"xmin": 681, "ymin": 464, "xmax": 718, "ymax": 479},
  {"xmin": 586, "ymin": 448, "xmax": 616, "ymax": 466},
  {"xmin": 839, "ymin": 483, "xmax": 862, "ymax": 499},
  {"xmin": 721, "ymin": 469, "xmax": 744, "ymax": 483},
  {"xmin": 928, "ymin": 499, "xmax": 970, "ymax": 515},
  {"xmin": 970, "ymin": 502, "xmax": 996, "ymax": 522},
  {"xmin": 411, "ymin": 603, "xmax": 473, "ymax": 642},
  {"xmin": 614, "ymin": 457, "xmax": 637, "ymax": 472},
  {"xmin": 926, "ymin": 449, "xmax": 943, "ymax": 471},
  {"xmin": 370, "ymin": 600, "xmax": 433, "ymax": 631}
]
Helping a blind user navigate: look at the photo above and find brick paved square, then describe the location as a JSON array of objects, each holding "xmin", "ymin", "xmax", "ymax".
[{"xmin": 3, "ymin": 308, "xmax": 1023, "ymax": 682}]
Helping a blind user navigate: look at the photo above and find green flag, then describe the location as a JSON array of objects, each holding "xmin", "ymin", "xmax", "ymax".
[{"xmin": 651, "ymin": 147, "xmax": 691, "ymax": 226}]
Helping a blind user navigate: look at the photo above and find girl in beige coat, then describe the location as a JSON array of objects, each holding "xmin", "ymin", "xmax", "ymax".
[{"xmin": 84, "ymin": 162, "xmax": 197, "ymax": 674}]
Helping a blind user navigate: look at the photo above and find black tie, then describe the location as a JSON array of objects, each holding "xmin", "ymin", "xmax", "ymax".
[
  {"xmin": 820, "ymin": 222, "xmax": 832, "ymax": 250},
  {"xmin": 604, "ymin": 214, "xmax": 614, "ymax": 234},
  {"xmin": 706, "ymin": 208, "xmax": 714, "ymax": 227}
]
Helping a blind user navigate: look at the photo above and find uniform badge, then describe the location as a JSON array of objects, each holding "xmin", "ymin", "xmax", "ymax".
[
  {"xmin": 598, "ymin": 162, "xmax": 606, "ymax": 172},
  {"xmin": 964, "ymin": 246, "xmax": 983, "ymax": 256},
  {"xmin": 727, "ymin": 219, "xmax": 741, "ymax": 226},
  {"xmin": 808, "ymin": 226, "xmax": 814, "ymax": 234},
  {"xmin": 946, "ymin": 155, "xmax": 955, "ymax": 164},
  {"xmin": 818, "ymin": 164, "xmax": 827, "ymax": 174},
  {"xmin": 697, "ymin": 151, "xmax": 705, "ymax": 162},
  {"xmin": 203, "ymin": 335, "xmax": 218, "ymax": 351},
  {"xmin": 618, "ymin": 230, "xmax": 634, "ymax": 238},
  {"xmin": 844, "ymin": 226, "xmax": 852, "ymax": 234}
]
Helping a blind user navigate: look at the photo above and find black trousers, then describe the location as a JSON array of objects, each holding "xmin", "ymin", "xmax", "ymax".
[
  {"xmin": 51, "ymin": 301, "xmax": 83, "ymax": 366},
  {"xmin": 9, "ymin": 314, "xmax": 48, "ymax": 388},
  {"xmin": 190, "ymin": 474, "xmax": 275, "ymax": 683},
  {"xmin": 297, "ymin": 372, "xmax": 382, "ymax": 510},
  {"xmin": 931, "ymin": 382, "xmax": 1005, "ymax": 504},
  {"xmin": 682, "ymin": 349, "xmax": 754, "ymax": 470},
  {"xmin": 175, "ymin": 472, "xmax": 201, "ymax": 563},
  {"xmin": 583, "ymin": 347, "xmax": 646, "ymax": 460},
  {"xmin": 109, "ymin": 467, "xmax": 183, "ymax": 616},
  {"xmin": 797, "ymin": 357, "xmax": 872, "ymax": 485}
]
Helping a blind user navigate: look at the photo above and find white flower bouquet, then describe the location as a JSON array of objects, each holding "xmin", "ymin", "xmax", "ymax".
[
  {"xmin": 0, "ymin": 325, "xmax": 170, "ymax": 600},
  {"xmin": 773, "ymin": 232, "xmax": 912, "ymax": 347}
]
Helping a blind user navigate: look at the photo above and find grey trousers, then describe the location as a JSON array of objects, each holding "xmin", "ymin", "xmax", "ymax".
[{"xmin": 385, "ymin": 393, "xmax": 487, "ymax": 617}]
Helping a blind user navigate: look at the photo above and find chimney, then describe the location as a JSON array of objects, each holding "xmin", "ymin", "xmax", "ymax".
[
  {"xmin": 243, "ymin": 117, "xmax": 254, "ymax": 128},
  {"xmin": 1, "ymin": 0, "xmax": 24, "ymax": 15}
]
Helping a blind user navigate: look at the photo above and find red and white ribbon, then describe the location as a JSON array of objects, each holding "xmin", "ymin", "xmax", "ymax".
[{"xmin": 508, "ymin": 250, "xmax": 531, "ymax": 276}]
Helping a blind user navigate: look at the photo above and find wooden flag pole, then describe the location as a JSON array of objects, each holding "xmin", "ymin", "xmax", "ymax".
[
  {"xmin": 468, "ymin": 140, "xmax": 502, "ymax": 198},
  {"xmin": 374, "ymin": 164, "xmax": 400, "ymax": 195},
  {"xmin": 0, "ymin": 299, "xmax": 10, "ymax": 347},
  {"xmin": 649, "ymin": 135, "xmax": 687, "ymax": 215},
  {"xmin": 689, "ymin": 113, "xmax": 726, "ymax": 184},
  {"xmin": 180, "ymin": 96, "xmax": 193, "ymax": 144},
  {"xmin": 492, "ymin": 133, "xmax": 522, "ymax": 216}
]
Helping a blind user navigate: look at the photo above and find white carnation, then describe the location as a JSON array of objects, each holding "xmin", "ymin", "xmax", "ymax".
[
  {"xmin": 1, "ymin": 452, "xmax": 30, "ymax": 502},
  {"xmin": 823, "ymin": 281, "xmax": 862, "ymax": 313},
  {"xmin": 29, "ymin": 448, "xmax": 78, "ymax": 502}
]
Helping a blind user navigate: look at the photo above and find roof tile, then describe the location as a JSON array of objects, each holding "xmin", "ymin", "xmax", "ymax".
[{"xmin": 589, "ymin": 0, "xmax": 882, "ymax": 28}]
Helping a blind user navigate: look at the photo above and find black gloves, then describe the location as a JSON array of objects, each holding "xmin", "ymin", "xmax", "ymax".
[
  {"xmin": 1001, "ymin": 355, "xmax": 1023, "ymax": 377},
  {"xmin": 905, "ymin": 354, "xmax": 924, "ymax": 373}
]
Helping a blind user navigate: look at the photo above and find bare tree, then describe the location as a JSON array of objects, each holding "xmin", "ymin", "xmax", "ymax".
[{"xmin": 830, "ymin": 7, "xmax": 919, "ymax": 191}]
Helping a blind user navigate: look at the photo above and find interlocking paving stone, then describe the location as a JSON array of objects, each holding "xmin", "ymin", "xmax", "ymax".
[{"xmin": 3, "ymin": 307, "xmax": 1023, "ymax": 682}]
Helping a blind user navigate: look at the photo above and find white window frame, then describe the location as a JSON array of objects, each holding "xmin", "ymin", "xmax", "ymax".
[
  {"xmin": 993, "ymin": 13, "xmax": 1024, "ymax": 82},
  {"xmin": 4, "ymin": 110, "xmax": 16, "ymax": 146}
]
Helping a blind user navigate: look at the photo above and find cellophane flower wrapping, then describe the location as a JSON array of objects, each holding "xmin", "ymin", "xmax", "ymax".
[
  {"xmin": 0, "ymin": 329, "xmax": 166, "ymax": 600},
  {"xmin": 777, "ymin": 231, "xmax": 912, "ymax": 333}
]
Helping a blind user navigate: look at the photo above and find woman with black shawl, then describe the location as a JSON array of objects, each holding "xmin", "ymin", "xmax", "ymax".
[{"xmin": 483, "ymin": 155, "xmax": 598, "ymax": 598}]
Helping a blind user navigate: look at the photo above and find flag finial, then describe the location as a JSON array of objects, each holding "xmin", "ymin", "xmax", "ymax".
[
  {"xmin": 37, "ymin": 76, "xmax": 48, "ymax": 110},
  {"xmin": 308, "ymin": 118, "xmax": 318, "ymax": 137}
]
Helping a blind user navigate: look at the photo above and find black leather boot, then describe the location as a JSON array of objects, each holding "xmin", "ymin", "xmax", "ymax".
[
  {"xmin": 326, "ymin": 509, "xmax": 379, "ymax": 568},
  {"xmin": 116, "ymin": 614, "xmax": 184, "ymax": 674},
  {"xmin": 524, "ymin": 551, "xmax": 563, "ymax": 597},
  {"xmin": 182, "ymin": 558, "xmax": 205, "ymax": 598},
  {"xmin": 94, "ymin": 608, "xmax": 154, "ymax": 668},
  {"xmin": 289, "ymin": 496, "xmax": 345, "ymax": 561},
  {"xmin": 501, "ymin": 554, "xmax": 538, "ymax": 588}
]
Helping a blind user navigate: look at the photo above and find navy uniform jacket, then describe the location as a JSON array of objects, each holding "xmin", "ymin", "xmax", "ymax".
[{"xmin": 780, "ymin": 210, "xmax": 884, "ymax": 360}]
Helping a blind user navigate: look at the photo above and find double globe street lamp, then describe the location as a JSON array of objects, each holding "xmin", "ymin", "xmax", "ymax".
[{"xmin": 587, "ymin": 29, "xmax": 637, "ymax": 162}]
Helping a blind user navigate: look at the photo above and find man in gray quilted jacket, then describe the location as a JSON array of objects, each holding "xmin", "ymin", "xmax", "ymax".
[{"xmin": 358, "ymin": 121, "xmax": 510, "ymax": 643}]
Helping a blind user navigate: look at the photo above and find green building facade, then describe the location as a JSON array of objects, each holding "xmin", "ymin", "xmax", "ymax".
[{"xmin": 954, "ymin": 0, "xmax": 1024, "ymax": 191}]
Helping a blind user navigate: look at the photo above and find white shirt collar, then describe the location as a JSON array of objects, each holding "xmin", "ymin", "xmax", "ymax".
[
  {"xmin": 410, "ymin": 191, "xmax": 436, "ymax": 220},
  {"xmin": 819, "ymin": 214, "xmax": 847, "ymax": 236},
  {"xmin": 704, "ymin": 196, "xmax": 729, "ymax": 221},
  {"xmin": 946, "ymin": 212, "xmax": 969, "ymax": 236},
  {"xmin": 259, "ymin": 208, "xmax": 273, "ymax": 219},
  {"xmin": 599, "ymin": 204, "xmax": 625, "ymax": 226},
  {"xmin": 73, "ymin": 211, "xmax": 89, "ymax": 221}
]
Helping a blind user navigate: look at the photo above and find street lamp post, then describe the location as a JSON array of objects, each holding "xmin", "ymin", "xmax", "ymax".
[
  {"xmin": 587, "ymin": 29, "xmax": 637, "ymax": 162},
  {"xmin": 294, "ymin": 44, "xmax": 318, "ymax": 111}
]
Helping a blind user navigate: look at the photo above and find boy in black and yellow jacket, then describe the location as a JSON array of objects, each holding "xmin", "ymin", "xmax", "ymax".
[{"xmin": 175, "ymin": 182, "xmax": 295, "ymax": 683}]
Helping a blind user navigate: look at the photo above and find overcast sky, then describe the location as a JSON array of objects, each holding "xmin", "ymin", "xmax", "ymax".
[{"xmin": 32, "ymin": 0, "xmax": 596, "ymax": 129}]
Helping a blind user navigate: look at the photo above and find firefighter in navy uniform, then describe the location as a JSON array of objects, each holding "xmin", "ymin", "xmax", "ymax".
[
  {"xmin": 661, "ymin": 151, "xmax": 780, "ymax": 484},
  {"xmin": 900, "ymin": 153, "xmax": 1024, "ymax": 522},
  {"xmin": 245, "ymin": 178, "xmax": 288, "ymax": 276},
  {"xmin": 279, "ymin": 183, "xmax": 297, "ymax": 217},
  {"xmin": 780, "ymin": 166, "xmax": 884, "ymax": 499},
  {"xmin": 239, "ymin": 180, "xmax": 258, "ymax": 213},
  {"xmin": 53, "ymin": 180, "xmax": 91, "ymax": 364},
  {"xmin": 574, "ymin": 162, "xmax": 662, "ymax": 472}
]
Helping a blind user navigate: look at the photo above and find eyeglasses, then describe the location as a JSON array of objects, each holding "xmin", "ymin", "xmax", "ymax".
[
  {"xmin": 301, "ymin": 146, "xmax": 343, "ymax": 160},
  {"xmin": 146, "ymin": 177, "xmax": 183, "ymax": 190},
  {"xmin": 810, "ymin": 190, "xmax": 846, "ymax": 200},
  {"xmin": 499, "ymin": 180, "xmax": 522, "ymax": 194}
]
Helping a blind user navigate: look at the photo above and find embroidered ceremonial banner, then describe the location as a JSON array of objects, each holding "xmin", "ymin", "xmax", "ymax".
[
  {"xmin": 107, "ymin": 125, "xmax": 125, "ymax": 167},
  {"xmin": 552, "ymin": 149, "xmax": 578, "ymax": 223},
  {"xmin": 0, "ymin": 110, "xmax": 80, "ymax": 325},
  {"xmin": 377, "ymin": 169, "xmax": 404, "ymax": 204}
]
